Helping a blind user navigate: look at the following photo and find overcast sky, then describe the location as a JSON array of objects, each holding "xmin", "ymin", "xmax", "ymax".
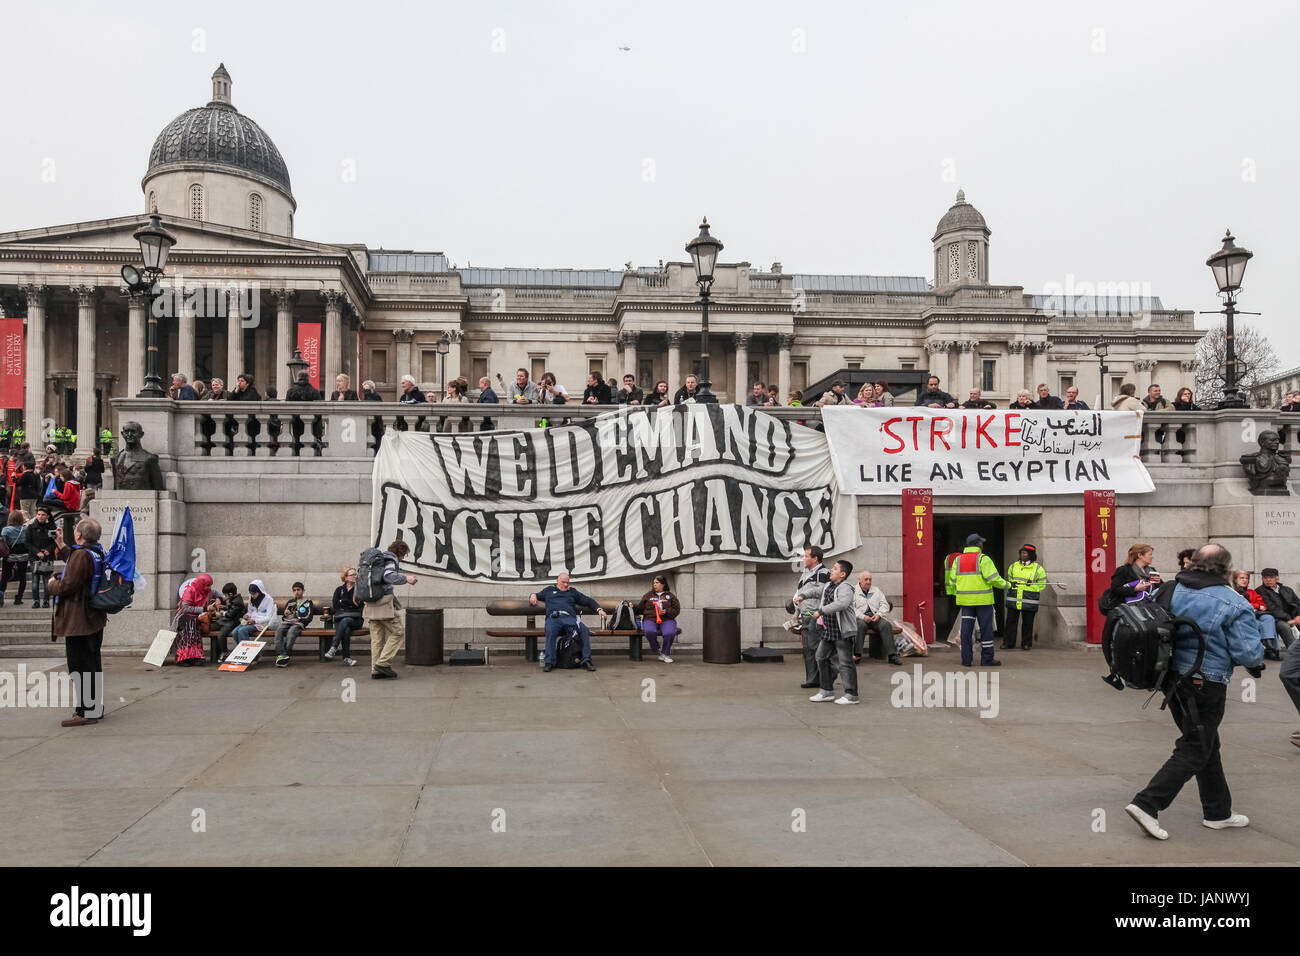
[{"xmin": 4, "ymin": 0, "xmax": 1295, "ymax": 368}]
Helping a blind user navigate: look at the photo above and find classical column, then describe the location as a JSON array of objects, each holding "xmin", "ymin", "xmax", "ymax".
[
  {"xmin": 227, "ymin": 288, "xmax": 245, "ymax": 387},
  {"xmin": 393, "ymin": 329, "xmax": 414, "ymax": 382},
  {"xmin": 1134, "ymin": 359, "xmax": 1157, "ymax": 395},
  {"xmin": 321, "ymin": 290, "xmax": 344, "ymax": 383},
  {"xmin": 22, "ymin": 285, "xmax": 47, "ymax": 440},
  {"xmin": 1030, "ymin": 342, "xmax": 1050, "ymax": 391},
  {"xmin": 445, "ymin": 328, "xmax": 464, "ymax": 384},
  {"xmin": 126, "ymin": 289, "xmax": 148, "ymax": 396},
  {"xmin": 72, "ymin": 285, "xmax": 97, "ymax": 456},
  {"xmin": 957, "ymin": 339, "xmax": 977, "ymax": 394},
  {"xmin": 272, "ymin": 289, "xmax": 295, "ymax": 397},
  {"xmin": 667, "ymin": 331, "xmax": 683, "ymax": 391},
  {"xmin": 777, "ymin": 332, "xmax": 794, "ymax": 402},
  {"xmin": 733, "ymin": 331, "xmax": 751, "ymax": 401},
  {"xmin": 1007, "ymin": 341, "xmax": 1027, "ymax": 396},
  {"xmin": 924, "ymin": 340, "xmax": 953, "ymax": 391},
  {"xmin": 619, "ymin": 330, "xmax": 639, "ymax": 383},
  {"xmin": 344, "ymin": 306, "xmax": 360, "ymax": 378},
  {"xmin": 176, "ymin": 288, "xmax": 196, "ymax": 382}
]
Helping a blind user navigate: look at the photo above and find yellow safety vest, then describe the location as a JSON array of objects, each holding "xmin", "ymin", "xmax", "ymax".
[
  {"xmin": 945, "ymin": 547, "xmax": 1008, "ymax": 607},
  {"xmin": 1006, "ymin": 560, "xmax": 1047, "ymax": 610}
]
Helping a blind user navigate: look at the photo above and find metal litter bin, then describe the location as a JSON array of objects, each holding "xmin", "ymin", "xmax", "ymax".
[
  {"xmin": 702, "ymin": 607, "xmax": 741, "ymax": 664},
  {"xmin": 405, "ymin": 608, "xmax": 444, "ymax": 666}
]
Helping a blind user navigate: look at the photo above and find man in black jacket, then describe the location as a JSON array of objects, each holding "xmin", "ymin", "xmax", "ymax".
[
  {"xmin": 286, "ymin": 372, "xmax": 323, "ymax": 401},
  {"xmin": 1063, "ymin": 386, "xmax": 1090, "ymax": 410},
  {"xmin": 914, "ymin": 376, "xmax": 956, "ymax": 408},
  {"xmin": 1257, "ymin": 568, "xmax": 1299, "ymax": 656},
  {"xmin": 673, "ymin": 374, "xmax": 702, "ymax": 404},
  {"xmin": 582, "ymin": 372, "xmax": 612, "ymax": 405},
  {"xmin": 960, "ymin": 388, "xmax": 996, "ymax": 409},
  {"xmin": 616, "ymin": 374, "xmax": 643, "ymax": 405},
  {"xmin": 1033, "ymin": 384, "xmax": 1064, "ymax": 409},
  {"xmin": 231, "ymin": 373, "xmax": 261, "ymax": 401}
]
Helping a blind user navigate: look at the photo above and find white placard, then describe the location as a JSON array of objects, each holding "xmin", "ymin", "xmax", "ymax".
[
  {"xmin": 822, "ymin": 406, "xmax": 1154, "ymax": 496},
  {"xmin": 218, "ymin": 640, "xmax": 267, "ymax": 671},
  {"xmin": 143, "ymin": 629, "xmax": 176, "ymax": 668}
]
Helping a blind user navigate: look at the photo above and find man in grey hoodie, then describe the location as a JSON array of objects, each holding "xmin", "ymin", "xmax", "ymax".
[{"xmin": 809, "ymin": 559, "xmax": 860, "ymax": 705}]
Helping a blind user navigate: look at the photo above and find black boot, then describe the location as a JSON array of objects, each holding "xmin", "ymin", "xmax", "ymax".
[{"xmin": 1102, "ymin": 672, "xmax": 1125, "ymax": 691}]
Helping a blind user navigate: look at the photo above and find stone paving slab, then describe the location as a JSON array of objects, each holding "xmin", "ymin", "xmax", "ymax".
[
  {"xmin": 1, "ymin": 650, "xmax": 1297, "ymax": 866},
  {"xmin": 398, "ymin": 782, "xmax": 710, "ymax": 866},
  {"xmin": 86, "ymin": 786, "xmax": 422, "ymax": 867}
]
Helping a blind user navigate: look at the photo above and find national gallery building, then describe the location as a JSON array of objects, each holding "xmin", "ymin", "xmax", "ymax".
[{"xmin": 0, "ymin": 66, "xmax": 1202, "ymax": 455}]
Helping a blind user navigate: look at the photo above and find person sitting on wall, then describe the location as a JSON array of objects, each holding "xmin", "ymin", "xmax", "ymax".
[
  {"xmin": 635, "ymin": 574, "xmax": 680, "ymax": 663},
  {"xmin": 273, "ymin": 581, "xmax": 315, "ymax": 667},
  {"xmin": 207, "ymin": 581, "xmax": 247, "ymax": 663},
  {"xmin": 231, "ymin": 580, "xmax": 276, "ymax": 647},
  {"xmin": 852, "ymin": 569, "xmax": 899, "ymax": 665},
  {"xmin": 530, "ymin": 571, "xmax": 606, "ymax": 672}
]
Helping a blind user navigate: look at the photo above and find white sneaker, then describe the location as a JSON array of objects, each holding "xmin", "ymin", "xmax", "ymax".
[
  {"xmin": 1203, "ymin": 813, "xmax": 1249, "ymax": 829},
  {"xmin": 342, "ymin": 658, "xmax": 357, "ymax": 667},
  {"xmin": 323, "ymin": 647, "xmax": 337, "ymax": 660},
  {"xmin": 834, "ymin": 695, "xmax": 860, "ymax": 705},
  {"xmin": 1125, "ymin": 803, "xmax": 1169, "ymax": 840},
  {"xmin": 661, "ymin": 654, "xmax": 673, "ymax": 663},
  {"xmin": 808, "ymin": 690, "xmax": 836, "ymax": 702}
]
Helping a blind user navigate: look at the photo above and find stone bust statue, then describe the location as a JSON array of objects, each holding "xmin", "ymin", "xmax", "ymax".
[
  {"xmin": 1240, "ymin": 430, "xmax": 1291, "ymax": 496},
  {"xmin": 111, "ymin": 421, "xmax": 165, "ymax": 491}
]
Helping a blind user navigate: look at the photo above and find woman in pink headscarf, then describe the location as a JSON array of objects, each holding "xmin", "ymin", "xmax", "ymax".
[{"xmin": 172, "ymin": 573, "xmax": 213, "ymax": 665}]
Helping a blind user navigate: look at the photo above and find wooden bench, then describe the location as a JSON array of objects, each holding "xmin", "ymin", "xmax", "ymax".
[
  {"xmin": 209, "ymin": 600, "xmax": 368, "ymax": 660},
  {"xmin": 485, "ymin": 598, "xmax": 652, "ymax": 661}
]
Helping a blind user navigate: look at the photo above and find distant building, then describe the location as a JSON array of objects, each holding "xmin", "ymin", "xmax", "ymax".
[
  {"xmin": 1251, "ymin": 367, "xmax": 1300, "ymax": 407},
  {"xmin": 0, "ymin": 65, "xmax": 1202, "ymax": 452}
]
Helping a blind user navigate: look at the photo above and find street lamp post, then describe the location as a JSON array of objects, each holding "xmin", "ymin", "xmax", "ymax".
[
  {"xmin": 685, "ymin": 218, "xmax": 723, "ymax": 403},
  {"xmin": 122, "ymin": 214, "xmax": 178, "ymax": 398},
  {"xmin": 287, "ymin": 348, "xmax": 309, "ymax": 385},
  {"xmin": 1094, "ymin": 340, "xmax": 1109, "ymax": 409},
  {"xmin": 436, "ymin": 332, "xmax": 450, "ymax": 395},
  {"xmin": 1205, "ymin": 229, "xmax": 1254, "ymax": 409}
]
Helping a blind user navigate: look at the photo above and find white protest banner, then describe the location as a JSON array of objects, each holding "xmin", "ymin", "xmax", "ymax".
[
  {"xmin": 371, "ymin": 405, "xmax": 860, "ymax": 581},
  {"xmin": 822, "ymin": 406, "xmax": 1153, "ymax": 496}
]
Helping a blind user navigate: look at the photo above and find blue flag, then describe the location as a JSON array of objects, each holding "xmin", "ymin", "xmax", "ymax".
[{"xmin": 105, "ymin": 507, "xmax": 144, "ymax": 585}]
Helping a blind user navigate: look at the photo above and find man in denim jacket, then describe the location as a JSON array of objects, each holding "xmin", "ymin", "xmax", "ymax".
[{"xmin": 1125, "ymin": 544, "xmax": 1264, "ymax": 841}]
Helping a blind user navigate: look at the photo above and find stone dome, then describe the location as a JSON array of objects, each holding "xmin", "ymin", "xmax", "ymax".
[
  {"xmin": 932, "ymin": 189, "xmax": 989, "ymax": 241},
  {"xmin": 146, "ymin": 64, "xmax": 292, "ymax": 196}
]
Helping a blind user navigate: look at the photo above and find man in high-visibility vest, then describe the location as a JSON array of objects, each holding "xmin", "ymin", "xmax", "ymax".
[
  {"xmin": 1003, "ymin": 544, "xmax": 1048, "ymax": 651},
  {"xmin": 945, "ymin": 533, "xmax": 1009, "ymax": 667},
  {"xmin": 98, "ymin": 427, "xmax": 114, "ymax": 456}
]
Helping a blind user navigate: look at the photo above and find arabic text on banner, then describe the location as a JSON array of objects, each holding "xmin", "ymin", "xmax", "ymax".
[
  {"xmin": 371, "ymin": 405, "xmax": 861, "ymax": 581},
  {"xmin": 821, "ymin": 406, "xmax": 1153, "ymax": 496}
]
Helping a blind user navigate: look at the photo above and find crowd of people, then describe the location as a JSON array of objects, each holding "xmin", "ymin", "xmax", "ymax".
[{"xmin": 1, "ymin": 444, "xmax": 106, "ymax": 608}]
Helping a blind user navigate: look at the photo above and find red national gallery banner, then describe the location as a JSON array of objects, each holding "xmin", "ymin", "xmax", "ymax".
[
  {"xmin": 296, "ymin": 323, "xmax": 321, "ymax": 390},
  {"xmin": 0, "ymin": 318, "xmax": 24, "ymax": 410},
  {"xmin": 822, "ymin": 406, "xmax": 1153, "ymax": 496}
]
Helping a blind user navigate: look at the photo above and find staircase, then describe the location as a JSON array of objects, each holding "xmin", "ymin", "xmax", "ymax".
[{"xmin": 0, "ymin": 606, "xmax": 58, "ymax": 658}]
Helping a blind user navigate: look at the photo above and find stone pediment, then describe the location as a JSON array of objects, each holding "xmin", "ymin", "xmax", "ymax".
[{"xmin": 0, "ymin": 214, "xmax": 345, "ymax": 256}]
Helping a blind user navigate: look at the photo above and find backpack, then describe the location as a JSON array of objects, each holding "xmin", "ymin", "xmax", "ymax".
[
  {"xmin": 85, "ymin": 545, "xmax": 134, "ymax": 614},
  {"xmin": 608, "ymin": 601, "xmax": 637, "ymax": 631},
  {"xmin": 355, "ymin": 547, "xmax": 387, "ymax": 603},
  {"xmin": 1110, "ymin": 583, "xmax": 1206, "ymax": 705},
  {"xmin": 555, "ymin": 623, "xmax": 585, "ymax": 669}
]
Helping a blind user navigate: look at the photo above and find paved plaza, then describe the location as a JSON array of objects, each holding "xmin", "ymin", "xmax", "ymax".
[{"xmin": 1, "ymin": 647, "xmax": 1297, "ymax": 867}]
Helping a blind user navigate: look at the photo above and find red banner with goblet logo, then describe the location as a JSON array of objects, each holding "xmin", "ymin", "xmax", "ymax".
[
  {"xmin": 297, "ymin": 323, "xmax": 321, "ymax": 391},
  {"xmin": 1084, "ymin": 489, "xmax": 1116, "ymax": 645},
  {"xmin": 902, "ymin": 487, "xmax": 934, "ymax": 643}
]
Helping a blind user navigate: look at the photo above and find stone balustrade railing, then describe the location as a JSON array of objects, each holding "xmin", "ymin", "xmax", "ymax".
[{"xmin": 109, "ymin": 400, "xmax": 1298, "ymax": 480}]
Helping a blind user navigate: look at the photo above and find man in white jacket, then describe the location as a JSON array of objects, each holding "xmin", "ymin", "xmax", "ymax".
[{"xmin": 853, "ymin": 570, "xmax": 900, "ymax": 665}]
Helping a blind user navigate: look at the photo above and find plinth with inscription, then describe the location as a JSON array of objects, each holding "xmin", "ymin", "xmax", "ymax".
[{"xmin": 91, "ymin": 489, "xmax": 189, "ymax": 611}]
